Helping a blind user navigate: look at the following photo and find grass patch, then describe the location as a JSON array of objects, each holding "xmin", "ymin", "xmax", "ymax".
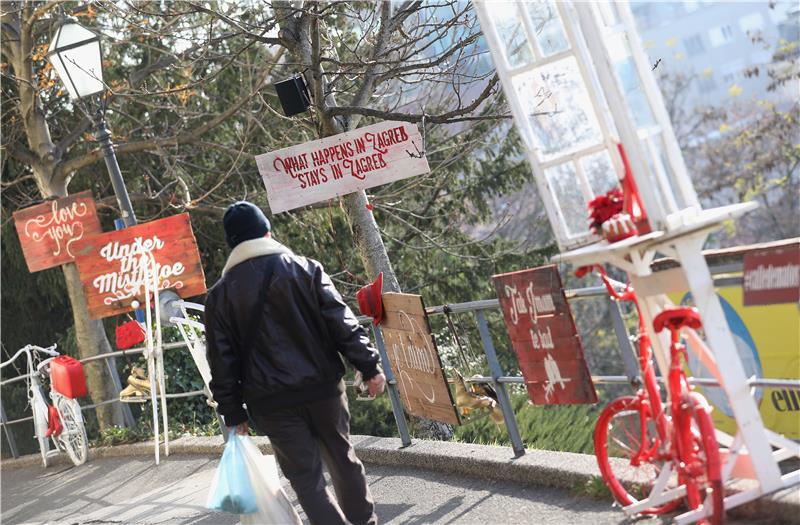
[
  {"xmin": 453, "ymin": 393, "xmax": 603, "ymax": 454},
  {"xmin": 572, "ymin": 476, "xmax": 612, "ymax": 500}
]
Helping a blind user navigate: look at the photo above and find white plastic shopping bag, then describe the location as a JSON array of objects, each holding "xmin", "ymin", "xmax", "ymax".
[{"xmin": 238, "ymin": 435, "xmax": 302, "ymax": 525}]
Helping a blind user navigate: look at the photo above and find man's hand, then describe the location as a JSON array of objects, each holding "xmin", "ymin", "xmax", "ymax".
[
  {"xmin": 366, "ymin": 372, "xmax": 386, "ymax": 397},
  {"xmin": 229, "ymin": 422, "xmax": 249, "ymax": 436}
]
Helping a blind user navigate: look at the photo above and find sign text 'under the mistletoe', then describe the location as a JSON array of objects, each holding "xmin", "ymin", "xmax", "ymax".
[
  {"xmin": 13, "ymin": 191, "xmax": 103, "ymax": 273},
  {"xmin": 73, "ymin": 213, "xmax": 206, "ymax": 319},
  {"xmin": 256, "ymin": 121, "xmax": 430, "ymax": 213},
  {"xmin": 492, "ymin": 265, "xmax": 597, "ymax": 405}
]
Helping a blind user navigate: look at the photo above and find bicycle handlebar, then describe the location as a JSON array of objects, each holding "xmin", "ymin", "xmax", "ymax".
[
  {"xmin": 575, "ymin": 265, "xmax": 634, "ymax": 301},
  {"xmin": 0, "ymin": 344, "xmax": 58, "ymax": 369},
  {"xmin": 36, "ymin": 355, "xmax": 58, "ymax": 374}
]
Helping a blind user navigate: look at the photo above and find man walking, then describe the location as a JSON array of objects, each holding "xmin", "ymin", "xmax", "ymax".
[{"xmin": 205, "ymin": 201, "xmax": 385, "ymax": 525}]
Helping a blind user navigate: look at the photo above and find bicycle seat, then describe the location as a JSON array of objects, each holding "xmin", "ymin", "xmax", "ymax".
[{"xmin": 653, "ymin": 307, "xmax": 702, "ymax": 333}]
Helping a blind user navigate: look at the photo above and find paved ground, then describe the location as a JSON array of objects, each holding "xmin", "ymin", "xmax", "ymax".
[
  {"xmin": 1, "ymin": 456, "xmax": 626, "ymax": 525},
  {"xmin": 0, "ymin": 455, "xmax": 783, "ymax": 525}
]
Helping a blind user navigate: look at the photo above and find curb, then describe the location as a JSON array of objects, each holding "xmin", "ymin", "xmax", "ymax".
[{"xmin": 2, "ymin": 435, "xmax": 797, "ymax": 522}]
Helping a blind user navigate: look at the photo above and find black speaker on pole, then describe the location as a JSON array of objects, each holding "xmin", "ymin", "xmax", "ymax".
[{"xmin": 273, "ymin": 74, "xmax": 311, "ymax": 117}]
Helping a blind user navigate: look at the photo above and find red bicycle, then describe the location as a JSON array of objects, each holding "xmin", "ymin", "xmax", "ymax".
[{"xmin": 577, "ymin": 265, "xmax": 723, "ymax": 524}]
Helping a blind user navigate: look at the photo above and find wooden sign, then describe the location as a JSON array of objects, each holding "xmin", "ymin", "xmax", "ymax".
[
  {"xmin": 12, "ymin": 191, "xmax": 103, "ymax": 272},
  {"xmin": 380, "ymin": 293, "xmax": 459, "ymax": 425},
  {"xmin": 73, "ymin": 213, "xmax": 206, "ymax": 319},
  {"xmin": 743, "ymin": 242, "xmax": 800, "ymax": 306},
  {"xmin": 256, "ymin": 121, "xmax": 430, "ymax": 213},
  {"xmin": 492, "ymin": 265, "xmax": 597, "ymax": 405}
]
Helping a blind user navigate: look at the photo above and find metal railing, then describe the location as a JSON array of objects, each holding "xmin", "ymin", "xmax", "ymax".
[
  {"xmin": 366, "ymin": 273, "xmax": 800, "ymax": 456},
  {"xmin": 2, "ymin": 272, "xmax": 799, "ymax": 460}
]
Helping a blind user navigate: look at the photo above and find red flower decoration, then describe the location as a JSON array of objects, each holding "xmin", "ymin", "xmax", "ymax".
[{"xmin": 588, "ymin": 188, "xmax": 624, "ymax": 234}]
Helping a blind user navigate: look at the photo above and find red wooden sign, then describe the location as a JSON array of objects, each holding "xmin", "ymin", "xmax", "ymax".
[
  {"xmin": 12, "ymin": 191, "xmax": 103, "ymax": 272},
  {"xmin": 73, "ymin": 213, "xmax": 206, "ymax": 319},
  {"xmin": 743, "ymin": 243, "xmax": 800, "ymax": 306},
  {"xmin": 492, "ymin": 265, "xmax": 597, "ymax": 405},
  {"xmin": 255, "ymin": 121, "xmax": 430, "ymax": 213}
]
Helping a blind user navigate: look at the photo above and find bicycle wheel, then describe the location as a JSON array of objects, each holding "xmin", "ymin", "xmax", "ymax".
[
  {"xmin": 594, "ymin": 395, "xmax": 681, "ymax": 514},
  {"xmin": 677, "ymin": 393, "xmax": 724, "ymax": 525},
  {"xmin": 56, "ymin": 396, "xmax": 88, "ymax": 466}
]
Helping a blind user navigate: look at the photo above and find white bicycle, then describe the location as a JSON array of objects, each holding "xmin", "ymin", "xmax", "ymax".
[{"xmin": 0, "ymin": 344, "xmax": 89, "ymax": 467}]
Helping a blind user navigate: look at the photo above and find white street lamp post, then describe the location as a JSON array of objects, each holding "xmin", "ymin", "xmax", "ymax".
[
  {"xmin": 47, "ymin": 18, "xmax": 137, "ymax": 227},
  {"xmin": 47, "ymin": 17, "xmax": 138, "ymax": 431}
]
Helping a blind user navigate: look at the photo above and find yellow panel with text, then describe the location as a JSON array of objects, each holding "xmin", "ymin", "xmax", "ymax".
[{"xmin": 671, "ymin": 287, "xmax": 800, "ymax": 439}]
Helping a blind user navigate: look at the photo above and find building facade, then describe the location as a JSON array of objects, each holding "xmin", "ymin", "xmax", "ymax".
[{"xmin": 630, "ymin": 1, "xmax": 795, "ymax": 108}]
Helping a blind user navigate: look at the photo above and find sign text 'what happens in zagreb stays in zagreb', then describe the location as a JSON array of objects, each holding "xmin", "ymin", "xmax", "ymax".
[{"xmin": 256, "ymin": 121, "xmax": 429, "ymax": 213}]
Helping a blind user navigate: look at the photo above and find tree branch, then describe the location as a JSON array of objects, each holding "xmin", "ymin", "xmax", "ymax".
[
  {"xmin": 24, "ymin": 0, "xmax": 67, "ymax": 33},
  {"xmin": 329, "ymin": 75, "xmax": 505, "ymax": 124},
  {"xmin": 183, "ymin": 1, "xmax": 283, "ymax": 47},
  {"xmin": 347, "ymin": 2, "xmax": 393, "ymax": 128},
  {"xmin": 54, "ymin": 50, "xmax": 284, "ymax": 179},
  {"xmin": 3, "ymin": 142, "xmax": 39, "ymax": 167}
]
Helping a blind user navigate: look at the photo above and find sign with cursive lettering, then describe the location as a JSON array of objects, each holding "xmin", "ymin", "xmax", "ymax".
[
  {"xmin": 73, "ymin": 213, "xmax": 206, "ymax": 319},
  {"xmin": 492, "ymin": 265, "xmax": 597, "ymax": 405},
  {"xmin": 255, "ymin": 121, "xmax": 430, "ymax": 213},
  {"xmin": 13, "ymin": 191, "xmax": 103, "ymax": 272},
  {"xmin": 380, "ymin": 293, "xmax": 459, "ymax": 425}
]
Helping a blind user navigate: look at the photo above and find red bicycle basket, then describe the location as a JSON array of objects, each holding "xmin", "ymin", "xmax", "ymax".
[
  {"xmin": 50, "ymin": 355, "xmax": 88, "ymax": 399},
  {"xmin": 116, "ymin": 319, "xmax": 145, "ymax": 349}
]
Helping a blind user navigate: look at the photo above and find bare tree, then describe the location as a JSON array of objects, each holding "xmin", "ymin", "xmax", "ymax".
[
  {"xmin": 1, "ymin": 0, "xmax": 282, "ymax": 428},
  {"xmin": 2, "ymin": 1, "xmax": 519, "ymax": 437}
]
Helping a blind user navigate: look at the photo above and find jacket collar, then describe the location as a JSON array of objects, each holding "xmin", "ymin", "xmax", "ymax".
[{"xmin": 222, "ymin": 236, "xmax": 292, "ymax": 275}]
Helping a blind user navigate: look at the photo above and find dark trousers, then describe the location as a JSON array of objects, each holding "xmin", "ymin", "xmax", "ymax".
[{"xmin": 250, "ymin": 393, "xmax": 377, "ymax": 525}]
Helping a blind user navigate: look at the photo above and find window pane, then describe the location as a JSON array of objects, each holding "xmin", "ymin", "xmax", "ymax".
[
  {"xmin": 545, "ymin": 162, "xmax": 588, "ymax": 237},
  {"xmin": 488, "ymin": 3, "xmax": 533, "ymax": 68},
  {"xmin": 683, "ymin": 34, "xmax": 705, "ymax": 56},
  {"xmin": 512, "ymin": 57, "xmax": 603, "ymax": 161},
  {"xmin": 525, "ymin": 0, "xmax": 569, "ymax": 56},
  {"xmin": 581, "ymin": 151, "xmax": 619, "ymax": 196},
  {"xmin": 642, "ymin": 133, "xmax": 687, "ymax": 211},
  {"xmin": 606, "ymin": 33, "xmax": 655, "ymax": 128}
]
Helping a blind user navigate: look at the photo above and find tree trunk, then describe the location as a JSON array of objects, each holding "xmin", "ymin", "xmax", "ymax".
[
  {"xmin": 61, "ymin": 264, "xmax": 126, "ymax": 428},
  {"xmin": 275, "ymin": 4, "xmax": 453, "ymax": 441},
  {"xmin": 342, "ymin": 191, "xmax": 400, "ymax": 292},
  {"xmin": 33, "ymin": 162, "xmax": 127, "ymax": 430}
]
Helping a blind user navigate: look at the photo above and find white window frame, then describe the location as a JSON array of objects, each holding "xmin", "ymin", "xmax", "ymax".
[
  {"xmin": 474, "ymin": 1, "xmax": 624, "ymax": 250},
  {"xmin": 475, "ymin": 1, "xmax": 699, "ymax": 251}
]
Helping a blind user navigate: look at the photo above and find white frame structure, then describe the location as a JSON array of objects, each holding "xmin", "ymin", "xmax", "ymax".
[
  {"xmin": 475, "ymin": 1, "xmax": 623, "ymax": 249},
  {"xmin": 137, "ymin": 254, "xmax": 170, "ymax": 465},
  {"xmin": 474, "ymin": 1, "xmax": 797, "ymax": 523},
  {"xmin": 168, "ymin": 300, "xmax": 214, "ymax": 403}
]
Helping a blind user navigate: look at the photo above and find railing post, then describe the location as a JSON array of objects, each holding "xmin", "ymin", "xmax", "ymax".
[
  {"xmin": 474, "ymin": 310, "xmax": 525, "ymax": 457},
  {"xmin": 607, "ymin": 296, "xmax": 640, "ymax": 384},
  {"xmin": 0, "ymin": 400, "xmax": 19, "ymax": 459},
  {"xmin": 372, "ymin": 325, "xmax": 412, "ymax": 447}
]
